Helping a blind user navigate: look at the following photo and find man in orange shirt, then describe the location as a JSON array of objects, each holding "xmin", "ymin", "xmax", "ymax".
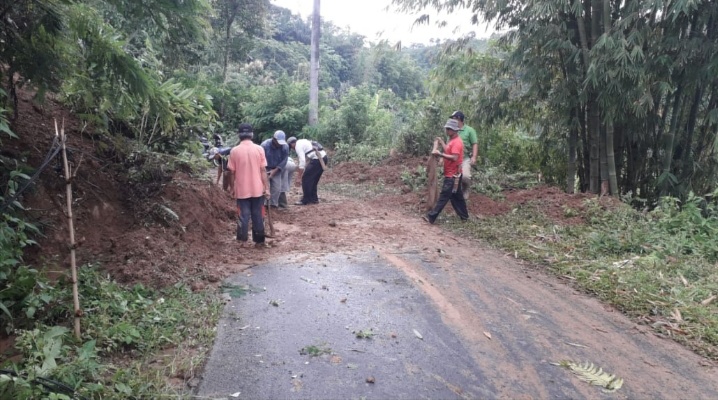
[
  {"xmin": 424, "ymin": 119, "xmax": 469, "ymax": 224},
  {"xmin": 227, "ymin": 123, "xmax": 270, "ymax": 246}
]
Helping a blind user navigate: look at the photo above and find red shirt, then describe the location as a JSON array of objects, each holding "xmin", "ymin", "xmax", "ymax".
[{"xmin": 443, "ymin": 135, "xmax": 464, "ymax": 177}]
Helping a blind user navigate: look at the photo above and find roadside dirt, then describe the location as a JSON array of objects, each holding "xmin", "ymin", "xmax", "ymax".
[{"xmin": 6, "ymin": 89, "xmax": 715, "ymax": 397}]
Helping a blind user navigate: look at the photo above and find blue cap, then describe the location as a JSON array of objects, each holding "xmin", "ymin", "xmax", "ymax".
[{"xmin": 273, "ymin": 130, "xmax": 287, "ymax": 145}]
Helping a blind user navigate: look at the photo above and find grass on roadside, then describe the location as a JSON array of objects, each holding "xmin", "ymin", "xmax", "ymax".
[{"xmin": 1, "ymin": 265, "xmax": 222, "ymax": 399}]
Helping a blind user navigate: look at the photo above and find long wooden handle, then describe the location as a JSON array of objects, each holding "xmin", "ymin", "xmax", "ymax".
[
  {"xmin": 265, "ymin": 203, "xmax": 275, "ymax": 237},
  {"xmin": 431, "ymin": 139, "xmax": 439, "ymax": 156}
]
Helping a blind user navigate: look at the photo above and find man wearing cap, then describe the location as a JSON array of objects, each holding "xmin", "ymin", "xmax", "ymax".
[
  {"xmin": 287, "ymin": 137, "xmax": 327, "ymax": 205},
  {"xmin": 424, "ymin": 119, "xmax": 469, "ymax": 224},
  {"xmin": 261, "ymin": 130, "xmax": 290, "ymax": 208},
  {"xmin": 227, "ymin": 123, "xmax": 270, "ymax": 246},
  {"xmin": 450, "ymin": 111, "xmax": 479, "ymax": 200}
]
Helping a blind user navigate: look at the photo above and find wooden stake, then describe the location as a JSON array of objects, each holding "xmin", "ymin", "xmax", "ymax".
[
  {"xmin": 426, "ymin": 139, "xmax": 440, "ymax": 211},
  {"xmin": 56, "ymin": 119, "xmax": 81, "ymax": 340},
  {"xmin": 265, "ymin": 203, "xmax": 275, "ymax": 238}
]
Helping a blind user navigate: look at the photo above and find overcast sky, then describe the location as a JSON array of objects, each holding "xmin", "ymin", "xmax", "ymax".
[{"xmin": 270, "ymin": 0, "xmax": 496, "ymax": 45}]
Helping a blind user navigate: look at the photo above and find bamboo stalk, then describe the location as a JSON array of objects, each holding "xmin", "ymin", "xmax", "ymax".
[{"xmin": 56, "ymin": 119, "xmax": 81, "ymax": 340}]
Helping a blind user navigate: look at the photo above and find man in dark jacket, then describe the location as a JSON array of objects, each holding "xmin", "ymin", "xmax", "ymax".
[{"xmin": 261, "ymin": 130, "xmax": 289, "ymax": 208}]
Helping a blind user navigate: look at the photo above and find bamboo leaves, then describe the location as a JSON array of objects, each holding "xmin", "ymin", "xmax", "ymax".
[{"xmin": 554, "ymin": 360, "xmax": 624, "ymax": 392}]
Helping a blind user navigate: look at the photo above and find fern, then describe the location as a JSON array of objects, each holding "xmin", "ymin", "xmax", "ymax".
[{"xmin": 555, "ymin": 360, "xmax": 624, "ymax": 393}]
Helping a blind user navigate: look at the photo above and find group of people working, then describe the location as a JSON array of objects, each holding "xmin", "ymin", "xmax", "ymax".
[
  {"xmin": 224, "ymin": 123, "xmax": 328, "ymax": 247},
  {"xmin": 221, "ymin": 109, "xmax": 478, "ymax": 246}
]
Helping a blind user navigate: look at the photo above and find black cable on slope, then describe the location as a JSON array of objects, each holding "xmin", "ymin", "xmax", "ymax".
[
  {"xmin": 0, "ymin": 368, "xmax": 89, "ymax": 400},
  {"xmin": 0, "ymin": 136, "xmax": 62, "ymax": 214}
]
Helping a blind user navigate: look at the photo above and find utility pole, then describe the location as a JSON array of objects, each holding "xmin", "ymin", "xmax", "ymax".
[{"xmin": 309, "ymin": 0, "xmax": 320, "ymax": 126}]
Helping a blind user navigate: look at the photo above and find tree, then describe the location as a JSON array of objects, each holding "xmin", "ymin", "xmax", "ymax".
[
  {"xmin": 0, "ymin": 0, "xmax": 69, "ymax": 118},
  {"xmin": 208, "ymin": 0, "xmax": 268, "ymax": 83}
]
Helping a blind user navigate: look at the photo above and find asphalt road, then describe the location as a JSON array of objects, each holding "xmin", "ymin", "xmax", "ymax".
[
  {"xmin": 197, "ymin": 246, "xmax": 718, "ymax": 399},
  {"xmin": 197, "ymin": 251, "xmax": 499, "ymax": 399}
]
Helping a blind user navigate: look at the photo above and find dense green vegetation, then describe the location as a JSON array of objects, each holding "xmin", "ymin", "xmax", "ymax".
[
  {"xmin": 2, "ymin": 267, "xmax": 222, "ymax": 399},
  {"xmin": 2, "ymin": 0, "xmax": 718, "ymax": 397},
  {"xmin": 394, "ymin": 0, "xmax": 718, "ymax": 202}
]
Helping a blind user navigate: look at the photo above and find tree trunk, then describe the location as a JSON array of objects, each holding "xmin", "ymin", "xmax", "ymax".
[
  {"xmin": 605, "ymin": 121, "xmax": 618, "ymax": 195},
  {"xmin": 695, "ymin": 85, "xmax": 716, "ymax": 164},
  {"xmin": 660, "ymin": 83, "xmax": 684, "ymax": 195},
  {"xmin": 588, "ymin": 106, "xmax": 600, "ymax": 193},
  {"xmin": 576, "ymin": 11, "xmax": 599, "ymax": 193},
  {"xmin": 222, "ymin": 1, "xmax": 240, "ymax": 84},
  {"xmin": 679, "ymin": 86, "xmax": 702, "ymax": 178},
  {"xmin": 589, "ymin": 0, "xmax": 601, "ymax": 194},
  {"xmin": 603, "ymin": 0, "xmax": 618, "ymax": 196},
  {"xmin": 567, "ymin": 108, "xmax": 578, "ymax": 194},
  {"xmin": 308, "ymin": 0, "xmax": 320, "ymax": 126},
  {"xmin": 600, "ymin": 122, "xmax": 608, "ymax": 195},
  {"xmin": 579, "ymin": 106, "xmax": 590, "ymax": 192}
]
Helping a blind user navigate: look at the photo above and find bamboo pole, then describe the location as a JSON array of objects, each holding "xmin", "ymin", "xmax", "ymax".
[{"xmin": 56, "ymin": 119, "xmax": 81, "ymax": 339}]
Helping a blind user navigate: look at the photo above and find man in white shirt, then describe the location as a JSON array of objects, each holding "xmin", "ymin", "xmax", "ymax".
[{"xmin": 287, "ymin": 137, "xmax": 327, "ymax": 205}]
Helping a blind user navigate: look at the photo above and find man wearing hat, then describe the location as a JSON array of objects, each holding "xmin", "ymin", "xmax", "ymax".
[
  {"xmin": 450, "ymin": 111, "xmax": 479, "ymax": 200},
  {"xmin": 227, "ymin": 123, "xmax": 270, "ymax": 246},
  {"xmin": 424, "ymin": 119, "xmax": 469, "ymax": 224},
  {"xmin": 261, "ymin": 130, "xmax": 290, "ymax": 208}
]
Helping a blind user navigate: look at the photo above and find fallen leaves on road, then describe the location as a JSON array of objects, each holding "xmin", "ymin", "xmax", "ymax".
[
  {"xmin": 483, "ymin": 331, "xmax": 492, "ymax": 340},
  {"xmin": 413, "ymin": 329, "xmax": 423, "ymax": 340},
  {"xmin": 300, "ymin": 276, "xmax": 316, "ymax": 284},
  {"xmin": 565, "ymin": 342, "xmax": 588, "ymax": 348},
  {"xmin": 553, "ymin": 360, "xmax": 624, "ymax": 393},
  {"xmin": 354, "ymin": 329, "xmax": 375, "ymax": 339},
  {"xmin": 300, "ymin": 344, "xmax": 332, "ymax": 357}
]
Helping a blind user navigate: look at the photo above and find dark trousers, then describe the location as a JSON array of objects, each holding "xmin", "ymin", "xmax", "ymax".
[
  {"xmin": 427, "ymin": 176, "xmax": 469, "ymax": 223},
  {"xmin": 236, "ymin": 197, "xmax": 265, "ymax": 243},
  {"xmin": 300, "ymin": 157, "xmax": 327, "ymax": 204}
]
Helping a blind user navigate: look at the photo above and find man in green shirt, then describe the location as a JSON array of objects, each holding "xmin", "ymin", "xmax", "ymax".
[{"xmin": 450, "ymin": 111, "xmax": 478, "ymax": 200}]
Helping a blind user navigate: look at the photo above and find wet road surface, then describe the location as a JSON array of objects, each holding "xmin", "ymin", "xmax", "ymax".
[
  {"xmin": 197, "ymin": 245, "xmax": 718, "ymax": 399},
  {"xmin": 198, "ymin": 251, "xmax": 497, "ymax": 399}
]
